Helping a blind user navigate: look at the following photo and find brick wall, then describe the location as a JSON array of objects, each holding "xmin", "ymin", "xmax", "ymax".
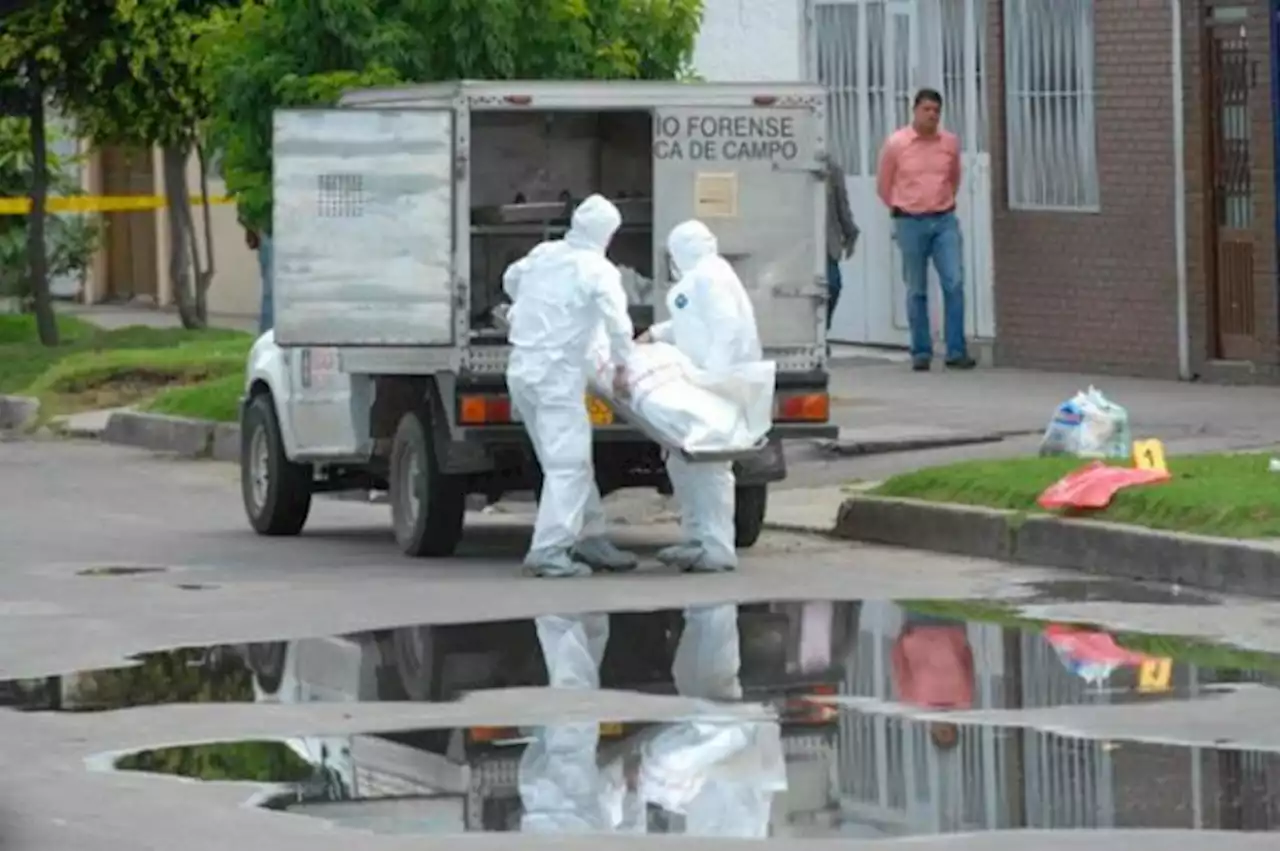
[{"xmin": 988, "ymin": 0, "xmax": 1182, "ymax": 378}]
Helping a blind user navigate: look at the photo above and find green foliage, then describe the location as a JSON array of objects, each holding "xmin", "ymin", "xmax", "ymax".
[
  {"xmin": 117, "ymin": 740, "xmax": 316, "ymax": 783},
  {"xmin": 68, "ymin": 648, "xmax": 254, "ymax": 710},
  {"xmin": 200, "ymin": 0, "xmax": 705, "ymax": 233},
  {"xmin": 0, "ymin": 0, "xmax": 229, "ymax": 149},
  {"xmin": 0, "ymin": 117, "xmax": 100, "ymax": 301}
]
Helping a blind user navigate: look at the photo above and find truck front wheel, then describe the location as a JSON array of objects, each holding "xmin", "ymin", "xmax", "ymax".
[
  {"xmin": 241, "ymin": 393, "xmax": 313, "ymax": 536},
  {"xmin": 734, "ymin": 484, "xmax": 768, "ymax": 549},
  {"xmin": 390, "ymin": 409, "xmax": 466, "ymax": 557}
]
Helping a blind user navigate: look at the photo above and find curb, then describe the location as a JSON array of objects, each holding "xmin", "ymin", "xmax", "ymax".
[
  {"xmin": 102, "ymin": 410, "xmax": 241, "ymax": 462},
  {"xmin": 812, "ymin": 429, "xmax": 1005, "ymax": 457},
  {"xmin": 834, "ymin": 494, "xmax": 1280, "ymax": 598},
  {"xmin": 0, "ymin": 395, "xmax": 39, "ymax": 431}
]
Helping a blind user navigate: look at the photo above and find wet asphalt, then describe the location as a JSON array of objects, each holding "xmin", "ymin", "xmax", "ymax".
[{"xmin": 3, "ymin": 437, "xmax": 1280, "ymax": 849}]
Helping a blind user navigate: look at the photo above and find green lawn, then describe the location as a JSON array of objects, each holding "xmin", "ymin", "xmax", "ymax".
[
  {"xmin": 900, "ymin": 599, "xmax": 1280, "ymax": 676},
  {"xmin": 872, "ymin": 453, "xmax": 1280, "ymax": 539},
  {"xmin": 0, "ymin": 313, "xmax": 251, "ymax": 420},
  {"xmin": 143, "ymin": 373, "xmax": 243, "ymax": 423}
]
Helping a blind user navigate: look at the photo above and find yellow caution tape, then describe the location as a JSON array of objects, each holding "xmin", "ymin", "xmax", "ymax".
[{"xmin": 0, "ymin": 194, "xmax": 236, "ymax": 215}]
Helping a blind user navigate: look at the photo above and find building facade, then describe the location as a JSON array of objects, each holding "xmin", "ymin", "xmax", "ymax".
[
  {"xmin": 989, "ymin": 0, "xmax": 1279, "ymax": 381},
  {"xmin": 716, "ymin": 0, "xmax": 1280, "ymax": 382},
  {"xmin": 76, "ymin": 144, "xmax": 261, "ymax": 322}
]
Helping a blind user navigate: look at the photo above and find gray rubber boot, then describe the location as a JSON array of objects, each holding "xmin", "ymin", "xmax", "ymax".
[
  {"xmin": 521, "ymin": 550, "xmax": 593, "ymax": 578},
  {"xmin": 656, "ymin": 543, "xmax": 703, "ymax": 570},
  {"xmin": 681, "ymin": 550, "xmax": 737, "ymax": 574},
  {"xmin": 573, "ymin": 536, "xmax": 639, "ymax": 573}
]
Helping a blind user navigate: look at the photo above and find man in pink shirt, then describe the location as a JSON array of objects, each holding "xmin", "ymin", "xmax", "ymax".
[{"xmin": 876, "ymin": 88, "xmax": 975, "ymax": 372}]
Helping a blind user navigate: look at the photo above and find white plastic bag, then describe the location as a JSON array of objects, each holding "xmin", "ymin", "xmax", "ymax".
[
  {"xmin": 1039, "ymin": 385, "xmax": 1131, "ymax": 459},
  {"xmin": 586, "ymin": 327, "xmax": 776, "ymax": 456}
]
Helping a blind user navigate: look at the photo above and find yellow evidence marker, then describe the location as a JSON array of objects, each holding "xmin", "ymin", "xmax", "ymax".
[{"xmin": 1131, "ymin": 438, "xmax": 1168, "ymax": 473}]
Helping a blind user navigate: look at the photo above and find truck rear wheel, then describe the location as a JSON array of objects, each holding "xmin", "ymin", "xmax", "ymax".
[
  {"xmin": 390, "ymin": 409, "xmax": 466, "ymax": 557},
  {"xmin": 241, "ymin": 393, "xmax": 312, "ymax": 536},
  {"xmin": 734, "ymin": 484, "xmax": 768, "ymax": 549}
]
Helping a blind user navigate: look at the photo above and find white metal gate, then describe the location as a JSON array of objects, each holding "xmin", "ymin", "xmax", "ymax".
[{"xmin": 811, "ymin": 0, "xmax": 995, "ymax": 347}]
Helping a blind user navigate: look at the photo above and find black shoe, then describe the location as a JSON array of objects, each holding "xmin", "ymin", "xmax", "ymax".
[
  {"xmin": 945, "ymin": 356, "xmax": 977, "ymax": 370},
  {"xmin": 911, "ymin": 359, "xmax": 931, "ymax": 372}
]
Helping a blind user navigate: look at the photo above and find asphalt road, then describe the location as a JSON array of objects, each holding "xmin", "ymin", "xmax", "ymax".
[{"xmin": 3, "ymin": 436, "xmax": 1280, "ymax": 850}]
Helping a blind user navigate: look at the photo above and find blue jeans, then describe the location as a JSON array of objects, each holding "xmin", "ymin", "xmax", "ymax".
[
  {"xmin": 826, "ymin": 256, "xmax": 843, "ymax": 330},
  {"xmin": 894, "ymin": 211, "xmax": 967, "ymax": 362},
  {"xmin": 257, "ymin": 233, "xmax": 274, "ymax": 334}
]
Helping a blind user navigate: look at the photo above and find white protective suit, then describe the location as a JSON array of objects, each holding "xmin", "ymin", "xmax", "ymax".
[
  {"xmin": 635, "ymin": 605, "xmax": 786, "ymax": 837},
  {"xmin": 504, "ymin": 195, "xmax": 637, "ymax": 577},
  {"xmin": 518, "ymin": 612, "xmax": 612, "ymax": 833},
  {"xmin": 646, "ymin": 221, "xmax": 763, "ymax": 572}
]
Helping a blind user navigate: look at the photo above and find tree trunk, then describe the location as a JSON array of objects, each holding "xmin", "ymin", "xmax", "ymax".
[
  {"xmin": 193, "ymin": 143, "xmax": 216, "ymax": 326},
  {"xmin": 25, "ymin": 68, "xmax": 57, "ymax": 347},
  {"xmin": 161, "ymin": 144, "xmax": 202, "ymax": 329}
]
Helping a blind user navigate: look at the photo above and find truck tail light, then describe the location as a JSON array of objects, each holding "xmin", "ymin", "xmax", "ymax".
[
  {"xmin": 752, "ymin": 95, "xmax": 778, "ymax": 106},
  {"xmin": 775, "ymin": 392, "xmax": 829, "ymax": 423},
  {"xmin": 469, "ymin": 725, "xmax": 516, "ymax": 743},
  {"xmin": 459, "ymin": 395, "xmax": 512, "ymax": 425},
  {"xmin": 786, "ymin": 684, "xmax": 839, "ymax": 724},
  {"xmin": 504, "ymin": 95, "xmax": 533, "ymax": 106}
]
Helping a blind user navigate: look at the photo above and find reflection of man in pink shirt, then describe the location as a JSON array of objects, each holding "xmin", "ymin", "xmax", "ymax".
[
  {"xmin": 890, "ymin": 611, "xmax": 973, "ymax": 751},
  {"xmin": 876, "ymin": 88, "xmax": 973, "ymax": 374}
]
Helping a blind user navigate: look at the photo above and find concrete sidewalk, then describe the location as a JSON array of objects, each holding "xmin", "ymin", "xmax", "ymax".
[
  {"xmin": 57, "ymin": 301, "xmax": 259, "ymax": 334},
  {"xmin": 829, "ymin": 361, "xmax": 1280, "ymax": 450},
  {"xmin": 64, "ymin": 301, "xmax": 1280, "ymax": 469}
]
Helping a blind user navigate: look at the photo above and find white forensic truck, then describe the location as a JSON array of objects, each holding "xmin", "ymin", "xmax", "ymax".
[{"xmin": 239, "ymin": 80, "xmax": 838, "ymax": 557}]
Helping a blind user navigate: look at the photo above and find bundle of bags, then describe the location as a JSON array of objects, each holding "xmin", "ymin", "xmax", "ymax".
[
  {"xmin": 586, "ymin": 328, "xmax": 776, "ymax": 456},
  {"xmin": 1038, "ymin": 385, "xmax": 1131, "ymax": 459}
]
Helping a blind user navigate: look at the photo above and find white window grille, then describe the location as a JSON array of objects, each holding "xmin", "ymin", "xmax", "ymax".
[
  {"xmin": 936, "ymin": 0, "xmax": 989, "ymax": 153},
  {"xmin": 1003, "ymin": 0, "xmax": 1099, "ymax": 211},
  {"xmin": 815, "ymin": 1, "xmax": 865, "ymax": 175},
  {"xmin": 813, "ymin": 0, "xmax": 916, "ymax": 177}
]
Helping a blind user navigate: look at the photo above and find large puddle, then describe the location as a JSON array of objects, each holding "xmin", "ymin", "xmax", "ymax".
[
  {"xmin": 4, "ymin": 591, "xmax": 1279, "ymax": 838},
  {"xmin": 0, "ymin": 591, "xmax": 1256, "ymax": 715},
  {"xmin": 105, "ymin": 713, "xmax": 1280, "ymax": 837}
]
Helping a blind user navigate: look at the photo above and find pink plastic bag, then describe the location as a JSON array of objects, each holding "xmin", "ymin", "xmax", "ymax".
[{"xmin": 1036, "ymin": 460, "xmax": 1170, "ymax": 510}]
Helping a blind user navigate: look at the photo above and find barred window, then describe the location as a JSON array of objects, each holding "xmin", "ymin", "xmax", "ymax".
[{"xmin": 1003, "ymin": 0, "xmax": 1099, "ymax": 211}]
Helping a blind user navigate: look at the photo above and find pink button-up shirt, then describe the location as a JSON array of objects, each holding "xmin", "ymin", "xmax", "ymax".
[{"xmin": 876, "ymin": 126, "xmax": 961, "ymax": 215}]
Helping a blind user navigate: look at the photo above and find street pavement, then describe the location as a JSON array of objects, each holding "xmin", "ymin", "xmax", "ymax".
[
  {"xmin": 10, "ymin": 304, "xmax": 1280, "ymax": 846},
  {"xmin": 4, "ymin": 436, "xmax": 1280, "ymax": 848}
]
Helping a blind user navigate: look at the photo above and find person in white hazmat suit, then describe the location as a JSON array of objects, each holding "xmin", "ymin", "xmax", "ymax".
[
  {"xmin": 518, "ymin": 611, "xmax": 613, "ymax": 833},
  {"xmin": 639, "ymin": 220, "xmax": 763, "ymax": 573},
  {"xmin": 604, "ymin": 605, "xmax": 785, "ymax": 835},
  {"xmin": 518, "ymin": 606, "xmax": 784, "ymax": 836},
  {"xmin": 504, "ymin": 195, "xmax": 638, "ymax": 578}
]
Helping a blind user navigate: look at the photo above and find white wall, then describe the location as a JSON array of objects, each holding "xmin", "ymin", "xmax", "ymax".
[
  {"xmin": 152, "ymin": 151, "xmax": 263, "ymax": 319},
  {"xmin": 692, "ymin": 0, "xmax": 805, "ymax": 81}
]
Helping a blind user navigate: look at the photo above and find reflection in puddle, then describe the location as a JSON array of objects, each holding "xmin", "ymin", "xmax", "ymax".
[
  {"xmin": 3, "ymin": 599, "xmax": 1278, "ymax": 714},
  {"xmin": 107, "ymin": 605, "xmax": 1280, "ymax": 837},
  {"xmin": 110, "ymin": 718, "xmax": 1280, "ymax": 837},
  {"xmin": 7, "ymin": 597, "xmax": 1280, "ymax": 836}
]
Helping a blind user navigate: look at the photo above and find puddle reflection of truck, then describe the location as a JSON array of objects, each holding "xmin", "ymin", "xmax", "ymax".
[
  {"xmin": 240, "ymin": 602, "xmax": 849, "ymax": 832},
  {"xmin": 240, "ymin": 80, "xmax": 836, "ymax": 559}
]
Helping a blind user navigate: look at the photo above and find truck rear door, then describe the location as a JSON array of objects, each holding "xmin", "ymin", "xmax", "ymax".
[
  {"xmin": 652, "ymin": 105, "xmax": 824, "ymax": 351},
  {"xmin": 272, "ymin": 108, "xmax": 457, "ymax": 347}
]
